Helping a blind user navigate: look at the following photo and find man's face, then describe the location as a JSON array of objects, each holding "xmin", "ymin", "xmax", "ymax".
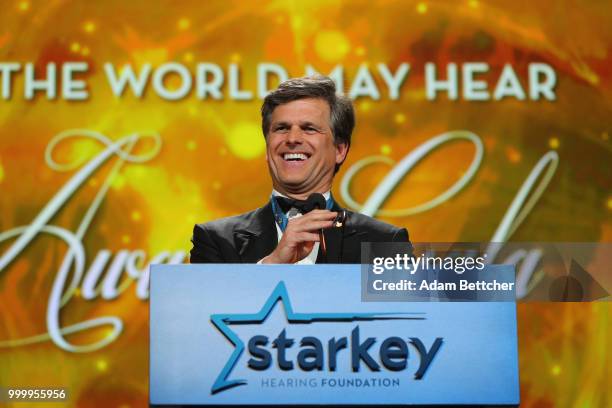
[{"xmin": 265, "ymin": 98, "xmax": 348, "ymax": 198}]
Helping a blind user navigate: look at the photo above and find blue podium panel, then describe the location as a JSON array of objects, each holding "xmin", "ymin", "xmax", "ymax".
[{"xmin": 150, "ymin": 264, "xmax": 519, "ymax": 406}]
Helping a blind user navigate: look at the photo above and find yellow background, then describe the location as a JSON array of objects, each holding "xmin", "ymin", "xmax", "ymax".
[{"xmin": 0, "ymin": 0, "xmax": 610, "ymax": 407}]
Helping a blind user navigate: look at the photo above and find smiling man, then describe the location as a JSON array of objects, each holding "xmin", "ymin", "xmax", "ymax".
[{"xmin": 190, "ymin": 76, "xmax": 412, "ymax": 264}]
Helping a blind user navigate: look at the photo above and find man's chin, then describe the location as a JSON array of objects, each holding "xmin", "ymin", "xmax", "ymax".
[
  {"xmin": 275, "ymin": 176, "xmax": 313, "ymax": 193},
  {"xmin": 278, "ymin": 178, "xmax": 308, "ymax": 188}
]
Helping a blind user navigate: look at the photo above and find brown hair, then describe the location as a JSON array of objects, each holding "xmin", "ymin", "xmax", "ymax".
[{"xmin": 261, "ymin": 75, "xmax": 355, "ymax": 154}]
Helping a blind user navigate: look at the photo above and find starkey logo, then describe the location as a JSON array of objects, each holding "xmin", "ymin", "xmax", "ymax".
[{"xmin": 210, "ymin": 282, "xmax": 443, "ymax": 394}]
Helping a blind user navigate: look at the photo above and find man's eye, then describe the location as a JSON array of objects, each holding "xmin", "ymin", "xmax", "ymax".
[
  {"xmin": 274, "ymin": 126, "xmax": 288, "ymax": 132},
  {"xmin": 304, "ymin": 127, "xmax": 318, "ymax": 133}
]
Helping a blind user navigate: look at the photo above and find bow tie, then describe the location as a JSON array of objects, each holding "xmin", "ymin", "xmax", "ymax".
[{"xmin": 275, "ymin": 196, "xmax": 325, "ymax": 214}]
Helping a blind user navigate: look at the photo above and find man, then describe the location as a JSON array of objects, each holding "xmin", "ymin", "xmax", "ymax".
[{"xmin": 190, "ymin": 76, "xmax": 411, "ymax": 264}]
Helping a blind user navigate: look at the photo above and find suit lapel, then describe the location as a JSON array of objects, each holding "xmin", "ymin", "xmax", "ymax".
[
  {"xmin": 316, "ymin": 200, "xmax": 363, "ymax": 264},
  {"xmin": 319, "ymin": 226, "xmax": 342, "ymax": 263},
  {"xmin": 340, "ymin": 225, "xmax": 367, "ymax": 263},
  {"xmin": 235, "ymin": 202, "xmax": 278, "ymax": 263}
]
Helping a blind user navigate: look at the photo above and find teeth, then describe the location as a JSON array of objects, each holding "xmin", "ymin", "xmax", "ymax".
[{"xmin": 283, "ymin": 153, "xmax": 308, "ymax": 161}]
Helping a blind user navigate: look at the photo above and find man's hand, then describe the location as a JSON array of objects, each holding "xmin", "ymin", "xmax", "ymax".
[{"xmin": 261, "ymin": 210, "xmax": 337, "ymax": 264}]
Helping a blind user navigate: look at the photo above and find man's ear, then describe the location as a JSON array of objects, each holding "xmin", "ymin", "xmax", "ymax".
[{"xmin": 335, "ymin": 142, "xmax": 349, "ymax": 165}]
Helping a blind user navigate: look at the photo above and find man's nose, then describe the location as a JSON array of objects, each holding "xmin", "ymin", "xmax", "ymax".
[{"xmin": 285, "ymin": 126, "xmax": 303, "ymax": 144}]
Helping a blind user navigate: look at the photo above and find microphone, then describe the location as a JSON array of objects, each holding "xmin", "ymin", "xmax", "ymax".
[{"xmin": 305, "ymin": 193, "xmax": 328, "ymax": 256}]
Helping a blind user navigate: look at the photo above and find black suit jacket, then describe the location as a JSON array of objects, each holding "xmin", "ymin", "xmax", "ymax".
[{"xmin": 190, "ymin": 201, "xmax": 412, "ymax": 264}]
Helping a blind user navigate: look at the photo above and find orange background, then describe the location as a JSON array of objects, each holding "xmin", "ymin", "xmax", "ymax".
[{"xmin": 0, "ymin": 1, "xmax": 610, "ymax": 407}]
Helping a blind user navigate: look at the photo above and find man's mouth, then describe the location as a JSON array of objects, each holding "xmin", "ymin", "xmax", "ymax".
[{"xmin": 282, "ymin": 153, "xmax": 311, "ymax": 162}]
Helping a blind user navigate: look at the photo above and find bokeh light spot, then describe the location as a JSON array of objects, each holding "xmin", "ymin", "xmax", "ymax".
[
  {"xmin": 83, "ymin": 21, "xmax": 96, "ymax": 33},
  {"xmin": 416, "ymin": 2, "xmax": 428, "ymax": 14},
  {"xmin": 111, "ymin": 174, "xmax": 126, "ymax": 189},
  {"xmin": 292, "ymin": 16, "xmax": 302, "ymax": 29},
  {"xmin": 186, "ymin": 140, "xmax": 197, "ymax": 151},
  {"xmin": 315, "ymin": 31, "xmax": 350, "ymax": 62},
  {"xmin": 226, "ymin": 122, "xmax": 265, "ymax": 159},
  {"xmin": 178, "ymin": 18, "xmax": 191, "ymax": 30},
  {"xmin": 394, "ymin": 113, "xmax": 406, "ymax": 124},
  {"xmin": 96, "ymin": 359, "xmax": 108, "ymax": 372},
  {"xmin": 380, "ymin": 144, "xmax": 392, "ymax": 155},
  {"xmin": 551, "ymin": 364, "xmax": 561, "ymax": 376},
  {"xmin": 131, "ymin": 211, "xmax": 141, "ymax": 222},
  {"xmin": 506, "ymin": 146, "xmax": 522, "ymax": 163},
  {"xmin": 549, "ymin": 137, "xmax": 560, "ymax": 149},
  {"xmin": 17, "ymin": 1, "xmax": 29, "ymax": 12},
  {"xmin": 359, "ymin": 100, "xmax": 372, "ymax": 112}
]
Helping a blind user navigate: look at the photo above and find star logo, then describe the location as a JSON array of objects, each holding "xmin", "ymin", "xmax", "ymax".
[{"xmin": 210, "ymin": 281, "xmax": 425, "ymax": 394}]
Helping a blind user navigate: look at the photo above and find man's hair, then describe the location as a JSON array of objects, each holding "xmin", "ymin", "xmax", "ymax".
[{"xmin": 261, "ymin": 75, "xmax": 355, "ymax": 153}]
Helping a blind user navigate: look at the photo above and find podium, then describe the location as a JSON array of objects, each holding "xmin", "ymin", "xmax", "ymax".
[{"xmin": 150, "ymin": 264, "xmax": 519, "ymax": 406}]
